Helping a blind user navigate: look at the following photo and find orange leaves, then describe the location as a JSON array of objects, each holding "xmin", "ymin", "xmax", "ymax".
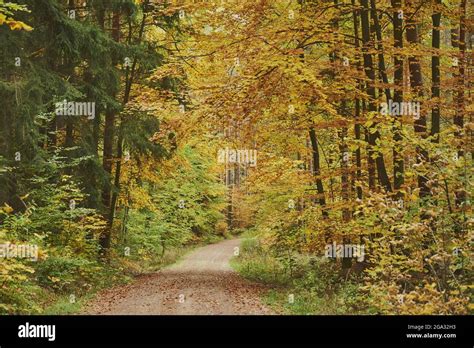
[{"xmin": 148, "ymin": 63, "xmax": 186, "ymax": 83}]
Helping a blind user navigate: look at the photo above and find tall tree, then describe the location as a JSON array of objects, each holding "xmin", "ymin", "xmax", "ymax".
[
  {"xmin": 100, "ymin": 8, "xmax": 122, "ymax": 250},
  {"xmin": 359, "ymin": 0, "xmax": 392, "ymax": 192},
  {"xmin": 392, "ymin": 0, "xmax": 404, "ymax": 192},
  {"xmin": 352, "ymin": 0, "xmax": 363, "ymax": 200},
  {"xmin": 406, "ymin": 3, "xmax": 430, "ymax": 198},
  {"xmin": 431, "ymin": 0, "xmax": 442, "ymax": 143},
  {"xmin": 109, "ymin": 4, "xmax": 149, "ymax": 231},
  {"xmin": 454, "ymin": 0, "xmax": 468, "ymax": 207}
]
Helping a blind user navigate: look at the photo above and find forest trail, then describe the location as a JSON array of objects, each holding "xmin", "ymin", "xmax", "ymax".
[{"xmin": 84, "ymin": 239, "xmax": 274, "ymax": 315}]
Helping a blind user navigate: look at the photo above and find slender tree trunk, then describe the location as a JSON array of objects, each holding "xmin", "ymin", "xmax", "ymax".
[
  {"xmin": 455, "ymin": 0, "xmax": 467, "ymax": 157},
  {"xmin": 352, "ymin": 0, "xmax": 363, "ymax": 200},
  {"xmin": 428, "ymin": 1, "xmax": 442, "ymax": 240},
  {"xmin": 454, "ymin": 0, "xmax": 467, "ymax": 207},
  {"xmin": 392, "ymin": 0, "xmax": 404, "ymax": 192},
  {"xmin": 364, "ymin": 104, "xmax": 376, "ymax": 190},
  {"xmin": 370, "ymin": 0, "xmax": 391, "ymax": 102},
  {"xmin": 61, "ymin": 0, "xmax": 77, "ymax": 179},
  {"xmin": 66, "ymin": 0, "xmax": 75, "ymax": 149},
  {"xmin": 109, "ymin": 8, "xmax": 148, "ymax": 228},
  {"xmin": 332, "ymin": 1, "xmax": 352, "ymax": 274},
  {"xmin": 340, "ymin": 125, "xmax": 351, "ymax": 222},
  {"xmin": 309, "ymin": 127, "xmax": 328, "ymax": 219},
  {"xmin": 330, "ymin": 0, "xmax": 351, "ymax": 224},
  {"xmin": 100, "ymin": 9, "xmax": 121, "ymax": 250},
  {"xmin": 359, "ymin": 0, "xmax": 392, "ymax": 192},
  {"xmin": 406, "ymin": 8, "xmax": 430, "ymax": 198},
  {"xmin": 93, "ymin": 6, "xmax": 106, "ymax": 154},
  {"xmin": 431, "ymin": 0, "xmax": 442, "ymax": 143},
  {"xmin": 354, "ymin": 100, "xmax": 363, "ymax": 200}
]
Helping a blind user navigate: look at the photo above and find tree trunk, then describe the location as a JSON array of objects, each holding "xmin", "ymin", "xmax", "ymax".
[
  {"xmin": 392, "ymin": 0, "xmax": 404, "ymax": 192},
  {"xmin": 64, "ymin": 0, "xmax": 75, "ymax": 150},
  {"xmin": 370, "ymin": 0, "xmax": 391, "ymax": 102},
  {"xmin": 351, "ymin": 0, "xmax": 363, "ymax": 200},
  {"xmin": 309, "ymin": 127, "xmax": 328, "ymax": 219},
  {"xmin": 455, "ymin": 0, "xmax": 467, "ymax": 158},
  {"xmin": 100, "ymin": 9, "xmax": 121, "ymax": 250},
  {"xmin": 359, "ymin": 0, "xmax": 392, "ymax": 192},
  {"xmin": 353, "ymin": 85, "xmax": 363, "ymax": 201},
  {"xmin": 93, "ymin": 6, "xmax": 106, "ymax": 154},
  {"xmin": 431, "ymin": 0, "xmax": 442, "ymax": 143},
  {"xmin": 108, "ymin": 8, "xmax": 148, "ymax": 229},
  {"xmin": 406, "ymin": 8, "xmax": 430, "ymax": 198},
  {"xmin": 454, "ymin": 0, "xmax": 467, "ymax": 207}
]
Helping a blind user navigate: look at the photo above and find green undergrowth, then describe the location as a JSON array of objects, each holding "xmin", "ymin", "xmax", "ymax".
[{"xmin": 231, "ymin": 236, "xmax": 372, "ymax": 315}]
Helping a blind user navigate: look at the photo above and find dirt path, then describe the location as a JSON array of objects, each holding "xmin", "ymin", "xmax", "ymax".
[{"xmin": 84, "ymin": 239, "xmax": 273, "ymax": 315}]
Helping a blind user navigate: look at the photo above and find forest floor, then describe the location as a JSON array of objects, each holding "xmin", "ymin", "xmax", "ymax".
[{"xmin": 83, "ymin": 239, "xmax": 274, "ymax": 315}]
